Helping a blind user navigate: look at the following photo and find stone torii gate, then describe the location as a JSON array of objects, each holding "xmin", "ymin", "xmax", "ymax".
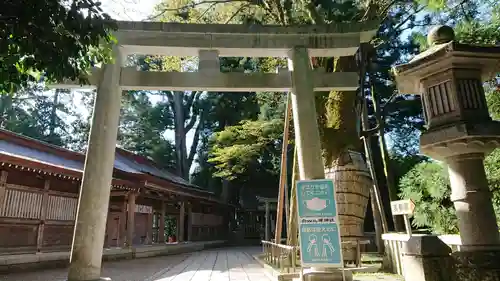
[{"xmin": 55, "ymin": 21, "xmax": 378, "ymax": 281}]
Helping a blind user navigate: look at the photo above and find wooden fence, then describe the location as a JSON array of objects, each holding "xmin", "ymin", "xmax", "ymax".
[{"xmin": 0, "ymin": 184, "xmax": 77, "ymax": 254}]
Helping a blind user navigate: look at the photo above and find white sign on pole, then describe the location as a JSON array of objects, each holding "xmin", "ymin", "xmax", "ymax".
[
  {"xmin": 390, "ymin": 199, "xmax": 415, "ymax": 216},
  {"xmin": 390, "ymin": 199, "xmax": 415, "ymax": 236}
]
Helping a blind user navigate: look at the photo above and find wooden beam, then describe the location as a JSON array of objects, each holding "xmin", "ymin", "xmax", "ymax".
[
  {"xmin": 110, "ymin": 190, "xmax": 129, "ymax": 197},
  {"xmin": 178, "ymin": 202, "xmax": 185, "ymax": 242},
  {"xmin": 0, "ymin": 171, "xmax": 8, "ymax": 213},
  {"xmin": 36, "ymin": 179, "xmax": 50, "ymax": 251},
  {"xmin": 146, "ymin": 212, "xmax": 153, "ymax": 244},
  {"xmin": 159, "ymin": 201, "xmax": 166, "ymax": 243},
  {"xmin": 119, "ymin": 199, "xmax": 127, "ymax": 247},
  {"xmin": 187, "ymin": 202, "xmax": 193, "ymax": 242},
  {"xmin": 126, "ymin": 193, "xmax": 136, "ymax": 247}
]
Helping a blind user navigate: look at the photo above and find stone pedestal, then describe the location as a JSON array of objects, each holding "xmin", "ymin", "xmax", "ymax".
[
  {"xmin": 302, "ymin": 270, "xmax": 352, "ymax": 281},
  {"xmin": 447, "ymin": 153, "xmax": 500, "ymax": 251},
  {"xmin": 452, "ymin": 250, "xmax": 500, "ymax": 281},
  {"xmin": 401, "ymin": 235, "xmax": 452, "ymax": 281}
]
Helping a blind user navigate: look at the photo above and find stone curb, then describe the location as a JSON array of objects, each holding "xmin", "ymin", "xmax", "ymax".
[{"xmin": 0, "ymin": 240, "xmax": 227, "ymax": 274}]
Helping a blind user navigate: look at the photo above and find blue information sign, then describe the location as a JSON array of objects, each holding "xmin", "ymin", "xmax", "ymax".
[
  {"xmin": 296, "ymin": 179, "xmax": 337, "ymax": 217},
  {"xmin": 299, "ymin": 221, "xmax": 342, "ymax": 266},
  {"xmin": 295, "ymin": 179, "xmax": 343, "ymax": 268}
]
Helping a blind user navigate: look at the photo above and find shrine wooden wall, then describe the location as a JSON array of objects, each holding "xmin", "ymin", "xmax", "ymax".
[
  {"xmin": 0, "ymin": 168, "xmax": 78, "ymax": 254},
  {"xmin": 0, "ymin": 166, "xmax": 231, "ymax": 254},
  {"xmin": 190, "ymin": 204, "xmax": 226, "ymax": 241}
]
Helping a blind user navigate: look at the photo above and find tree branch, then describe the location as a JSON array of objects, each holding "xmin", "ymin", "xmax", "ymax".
[
  {"xmin": 196, "ymin": 2, "xmax": 219, "ymax": 21},
  {"xmin": 272, "ymin": 0, "xmax": 286, "ymax": 24},
  {"xmin": 225, "ymin": 3, "xmax": 251, "ymax": 24},
  {"xmin": 187, "ymin": 112, "xmax": 205, "ymax": 169},
  {"xmin": 375, "ymin": 0, "xmax": 398, "ymax": 21},
  {"xmin": 185, "ymin": 91, "xmax": 199, "ymax": 111},
  {"xmin": 164, "ymin": 91, "xmax": 176, "ymax": 112},
  {"xmin": 184, "ymin": 91, "xmax": 202, "ymax": 131},
  {"xmin": 185, "ymin": 113, "xmax": 198, "ymax": 132},
  {"xmin": 283, "ymin": 0, "xmax": 293, "ymax": 24},
  {"xmin": 305, "ymin": 2, "xmax": 324, "ymax": 24},
  {"xmin": 148, "ymin": 0, "xmax": 249, "ymax": 20},
  {"xmin": 260, "ymin": 0, "xmax": 282, "ymax": 23},
  {"xmin": 391, "ymin": 5, "xmax": 428, "ymax": 32}
]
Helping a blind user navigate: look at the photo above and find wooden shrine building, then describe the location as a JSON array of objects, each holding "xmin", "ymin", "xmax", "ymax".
[{"xmin": 0, "ymin": 129, "xmax": 232, "ymax": 255}]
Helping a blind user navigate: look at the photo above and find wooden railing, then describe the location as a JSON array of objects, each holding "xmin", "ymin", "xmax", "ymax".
[
  {"xmin": 261, "ymin": 240, "xmax": 298, "ymax": 273},
  {"xmin": 382, "ymin": 233, "xmax": 463, "ymax": 275},
  {"xmin": 261, "ymin": 238, "xmax": 370, "ymax": 274}
]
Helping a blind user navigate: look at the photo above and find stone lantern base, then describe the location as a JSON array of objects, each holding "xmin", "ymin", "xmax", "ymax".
[{"xmin": 452, "ymin": 250, "xmax": 500, "ymax": 281}]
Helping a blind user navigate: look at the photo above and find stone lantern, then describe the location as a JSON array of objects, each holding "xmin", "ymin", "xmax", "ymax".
[{"xmin": 393, "ymin": 25, "xmax": 500, "ymax": 280}]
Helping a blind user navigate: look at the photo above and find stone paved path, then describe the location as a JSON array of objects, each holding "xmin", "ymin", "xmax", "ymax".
[{"xmin": 0, "ymin": 247, "xmax": 273, "ymax": 281}]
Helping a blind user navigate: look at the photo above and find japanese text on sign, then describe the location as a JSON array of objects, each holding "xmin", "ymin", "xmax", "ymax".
[
  {"xmin": 296, "ymin": 179, "xmax": 344, "ymax": 268},
  {"xmin": 301, "ymin": 226, "xmax": 337, "ymax": 233}
]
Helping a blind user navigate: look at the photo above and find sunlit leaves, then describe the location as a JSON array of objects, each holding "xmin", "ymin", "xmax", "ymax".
[
  {"xmin": 398, "ymin": 161, "xmax": 459, "ymax": 234},
  {"xmin": 208, "ymin": 119, "xmax": 284, "ymax": 180},
  {"xmin": 1, "ymin": 0, "xmax": 116, "ymax": 94}
]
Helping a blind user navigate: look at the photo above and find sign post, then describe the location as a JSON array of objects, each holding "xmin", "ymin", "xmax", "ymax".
[
  {"xmin": 390, "ymin": 199, "xmax": 416, "ymax": 236},
  {"xmin": 296, "ymin": 179, "xmax": 344, "ymax": 279}
]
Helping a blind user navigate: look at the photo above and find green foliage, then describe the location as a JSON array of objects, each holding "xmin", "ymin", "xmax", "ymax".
[
  {"xmin": 485, "ymin": 87, "xmax": 500, "ymax": 221},
  {"xmin": 118, "ymin": 91, "xmax": 176, "ymax": 170},
  {"xmin": 399, "ymin": 149, "xmax": 500, "ymax": 234},
  {"xmin": 208, "ymin": 119, "xmax": 284, "ymax": 180},
  {"xmin": 453, "ymin": 4, "xmax": 500, "ymax": 46},
  {"xmin": 398, "ymin": 161, "xmax": 458, "ymax": 234},
  {"xmin": 1, "ymin": 0, "xmax": 117, "ymax": 94},
  {"xmin": 165, "ymin": 217, "xmax": 177, "ymax": 238},
  {"xmin": 0, "ymin": 86, "xmax": 78, "ymax": 147}
]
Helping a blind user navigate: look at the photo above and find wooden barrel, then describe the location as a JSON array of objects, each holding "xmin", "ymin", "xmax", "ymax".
[{"xmin": 325, "ymin": 150, "xmax": 371, "ymax": 263}]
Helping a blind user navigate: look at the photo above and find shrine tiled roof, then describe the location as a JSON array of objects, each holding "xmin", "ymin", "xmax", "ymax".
[
  {"xmin": 0, "ymin": 138, "xmax": 83, "ymax": 172},
  {"xmin": 0, "ymin": 129, "xmax": 208, "ymax": 193}
]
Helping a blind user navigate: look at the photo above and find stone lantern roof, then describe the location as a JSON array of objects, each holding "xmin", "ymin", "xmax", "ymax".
[
  {"xmin": 392, "ymin": 25, "xmax": 500, "ymax": 160},
  {"xmin": 393, "ymin": 25, "xmax": 500, "ymax": 95}
]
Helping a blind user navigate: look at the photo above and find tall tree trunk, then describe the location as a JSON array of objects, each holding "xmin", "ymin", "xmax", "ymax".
[
  {"xmin": 48, "ymin": 89, "xmax": 60, "ymax": 142},
  {"xmin": 173, "ymin": 91, "xmax": 188, "ymax": 178},
  {"xmin": 0, "ymin": 94, "xmax": 14, "ymax": 128},
  {"xmin": 317, "ymin": 56, "xmax": 377, "ymax": 262},
  {"xmin": 361, "ymin": 93, "xmax": 387, "ymax": 253},
  {"xmin": 168, "ymin": 91, "xmax": 202, "ymax": 180}
]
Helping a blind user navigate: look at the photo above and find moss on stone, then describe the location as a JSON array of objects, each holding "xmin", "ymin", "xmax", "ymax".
[{"xmin": 316, "ymin": 56, "xmax": 362, "ymax": 168}]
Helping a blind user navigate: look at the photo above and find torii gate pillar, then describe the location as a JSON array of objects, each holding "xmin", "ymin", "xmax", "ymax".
[
  {"xmin": 289, "ymin": 47, "xmax": 351, "ymax": 281},
  {"xmin": 67, "ymin": 47, "xmax": 123, "ymax": 281}
]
